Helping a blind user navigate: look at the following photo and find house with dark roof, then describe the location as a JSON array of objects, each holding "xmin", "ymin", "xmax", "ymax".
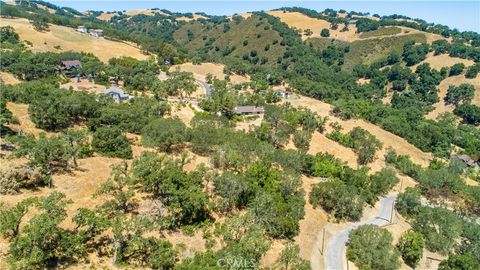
[
  {"xmin": 231, "ymin": 106, "xmax": 264, "ymax": 116},
  {"xmin": 455, "ymin": 154, "xmax": 478, "ymax": 167},
  {"xmin": 104, "ymin": 87, "xmax": 134, "ymax": 102},
  {"xmin": 60, "ymin": 60, "xmax": 82, "ymax": 70}
]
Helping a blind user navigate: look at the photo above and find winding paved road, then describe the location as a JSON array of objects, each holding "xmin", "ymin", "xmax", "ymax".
[
  {"xmin": 196, "ymin": 79, "xmax": 212, "ymax": 97},
  {"xmin": 325, "ymin": 195, "xmax": 396, "ymax": 270}
]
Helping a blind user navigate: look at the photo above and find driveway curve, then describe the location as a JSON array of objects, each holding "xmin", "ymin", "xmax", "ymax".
[{"xmin": 325, "ymin": 195, "xmax": 396, "ymax": 270}]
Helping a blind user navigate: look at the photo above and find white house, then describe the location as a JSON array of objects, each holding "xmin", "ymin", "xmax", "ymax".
[
  {"xmin": 89, "ymin": 29, "xmax": 103, "ymax": 37},
  {"xmin": 104, "ymin": 87, "xmax": 133, "ymax": 102},
  {"xmin": 77, "ymin": 26, "xmax": 87, "ymax": 33}
]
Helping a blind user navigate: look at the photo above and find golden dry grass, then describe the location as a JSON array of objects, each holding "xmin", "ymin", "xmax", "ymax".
[
  {"xmin": 426, "ymin": 75, "xmax": 480, "ymax": 120},
  {"xmin": 239, "ymin": 13, "xmax": 253, "ymax": 19},
  {"xmin": 124, "ymin": 9, "xmax": 168, "ymax": 17},
  {"xmin": 357, "ymin": 78, "xmax": 371, "ymax": 85},
  {"xmin": 96, "ymin": 12, "xmax": 117, "ymax": 21},
  {"xmin": 412, "ymin": 52, "xmax": 475, "ymax": 71},
  {"xmin": 6, "ymin": 102, "xmax": 55, "ymax": 137},
  {"xmin": 0, "ymin": 18, "xmax": 147, "ymax": 62},
  {"xmin": 0, "ymin": 155, "xmax": 122, "ymax": 269},
  {"xmin": 267, "ymin": 11, "xmax": 360, "ymax": 42},
  {"xmin": 287, "ymin": 95, "xmax": 433, "ymax": 167},
  {"xmin": 0, "ymin": 71, "xmax": 21, "ymax": 85},
  {"xmin": 171, "ymin": 62, "xmax": 250, "ymax": 84},
  {"xmin": 268, "ymin": 11, "xmax": 445, "ymax": 45},
  {"xmin": 170, "ymin": 104, "xmax": 197, "ymax": 127},
  {"xmin": 308, "ymin": 131, "xmax": 358, "ymax": 169},
  {"xmin": 295, "ymin": 176, "xmax": 329, "ymax": 261},
  {"xmin": 176, "ymin": 14, "xmax": 207, "ymax": 22},
  {"xmin": 235, "ymin": 115, "xmax": 263, "ymax": 132},
  {"xmin": 397, "ymin": 26, "xmax": 447, "ymax": 44},
  {"xmin": 36, "ymin": 3, "xmax": 56, "ymax": 14}
]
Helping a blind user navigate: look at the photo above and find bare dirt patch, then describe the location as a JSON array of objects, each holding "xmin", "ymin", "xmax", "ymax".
[
  {"xmin": 60, "ymin": 78, "xmax": 107, "ymax": 94},
  {"xmin": 171, "ymin": 104, "xmax": 197, "ymax": 127},
  {"xmin": 171, "ymin": 62, "xmax": 250, "ymax": 84},
  {"xmin": 235, "ymin": 115, "xmax": 263, "ymax": 132},
  {"xmin": 0, "ymin": 18, "xmax": 147, "ymax": 62},
  {"xmin": 163, "ymin": 229, "xmax": 207, "ymax": 259},
  {"xmin": 0, "ymin": 71, "xmax": 21, "ymax": 85}
]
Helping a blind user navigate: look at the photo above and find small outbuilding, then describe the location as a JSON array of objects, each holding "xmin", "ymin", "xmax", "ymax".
[
  {"xmin": 104, "ymin": 87, "xmax": 133, "ymax": 102},
  {"xmin": 231, "ymin": 106, "xmax": 265, "ymax": 116},
  {"xmin": 77, "ymin": 26, "xmax": 87, "ymax": 33},
  {"xmin": 274, "ymin": 89, "xmax": 289, "ymax": 99}
]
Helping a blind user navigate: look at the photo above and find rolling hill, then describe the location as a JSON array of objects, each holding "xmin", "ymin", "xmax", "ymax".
[
  {"xmin": 1, "ymin": 2, "xmax": 479, "ymax": 270},
  {"xmin": 0, "ymin": 18, "xmax": 147, "ymax": 62}
]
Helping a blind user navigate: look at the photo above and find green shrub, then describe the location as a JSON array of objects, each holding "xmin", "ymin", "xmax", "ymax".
[
  {"xmin": 397, "ymin": 230, "xmax": 425, "ymax": 268},
  {"xmin": 347, "ymin": 224, "xmax": 400, "ymax": 270},
  {"xmin": 92, "ymin": 126, "xmax": 132, "ymax": 159}
]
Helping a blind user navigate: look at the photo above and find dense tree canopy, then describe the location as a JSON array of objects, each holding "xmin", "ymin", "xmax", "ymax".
[{"xmin": 347, "ymin": 225, "xmax": 400, "ymax": 270}]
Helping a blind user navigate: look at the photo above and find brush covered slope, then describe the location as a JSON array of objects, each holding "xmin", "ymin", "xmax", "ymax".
[{"xmin": 1, "ymin": 2, "xmax": 480, "ymax": 270}]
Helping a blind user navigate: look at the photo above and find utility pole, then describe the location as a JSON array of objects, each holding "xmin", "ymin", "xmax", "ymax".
[
  {"xmin": 320, "ymin": 228, "xmax": 326, "ymax": 255},
  {"xmin": 346, "ymin": 253, "xmax": 350, "ymax": 270},
  {"xmin": 390, "ymin": 202, "xmax": 395, "ymax": 223}
]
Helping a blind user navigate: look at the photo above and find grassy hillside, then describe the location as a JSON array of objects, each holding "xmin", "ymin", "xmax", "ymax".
[
  {"xmin": 308, "ymin": 33, "xmax": 427, "ymax": 70},
  {"xmin": 359, "ymin": 26, "xmax": 402, "ymax": 38},
  {"xmin": 0, "ymin": 18, "xmax": 147, "ymax": 62}
]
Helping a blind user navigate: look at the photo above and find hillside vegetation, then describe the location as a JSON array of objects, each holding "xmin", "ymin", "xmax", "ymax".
[
  {"xmin": 1, "ymin": 2, "xmax": 480, "ymax": 270},
  {"xmin": 173, "ymin": 14, "xmax": 286, "ymax": 64}
]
